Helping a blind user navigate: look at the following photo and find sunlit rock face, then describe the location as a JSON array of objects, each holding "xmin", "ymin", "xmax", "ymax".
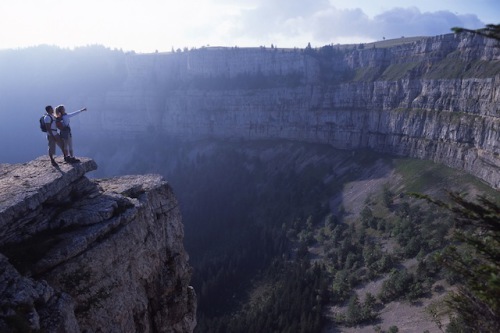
[
  {"xmin": 89, "ymin": 33, "xmax": 500, "ymax": 189},
  {"xmin": 0, "ymin": 157, "xmax": 196, "ymax": 332}
]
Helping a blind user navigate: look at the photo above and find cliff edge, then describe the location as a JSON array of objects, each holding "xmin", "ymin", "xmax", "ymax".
[{"xmin": 0, "ymin": 156, "xmax": 196, "ymax": 332}]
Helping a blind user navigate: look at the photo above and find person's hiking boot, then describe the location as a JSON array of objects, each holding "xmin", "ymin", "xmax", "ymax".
[
  {"xmin": 51, "ymin": 159, "xmax": 58, "ymax": 166},
  {"xmin": 64, "ymin": 156, "xmax": 80, "ymax": 163}
]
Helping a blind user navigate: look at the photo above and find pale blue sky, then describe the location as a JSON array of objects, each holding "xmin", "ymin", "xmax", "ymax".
[{"xmin": 0, "ymin": 0, "xmax": 497, "ymax": 53}]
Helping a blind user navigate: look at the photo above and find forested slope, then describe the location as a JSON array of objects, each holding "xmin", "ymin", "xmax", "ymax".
[{"xmin": 98, "ymin": 136, "xmax": 498, "ymax": 332}]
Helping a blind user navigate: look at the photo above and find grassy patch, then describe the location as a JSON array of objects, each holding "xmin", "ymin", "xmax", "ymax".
[
  {"xmin": 380, "ymin": 62, "xmax": 419, "ymax": 81},
  {"xmin": 393, "ymin": 158, "xmax": 457, "ymax": 194},
  {"xmin": 463, "ymin": 60, "xmax": 500, "ymax": 78},
  {"xmin": 353, "ymin": 67, "xmax": 384, "ymax": 82},
  {"xmin": 366, "ymin": 36, "xmax": 428, "ymax": 48},
  {"xmin": 424, "ymin": 57, "xmax": 500, "ymax": 79},
  {"xmin": 392, "ymin": 157, "xmax": 497, "ymax": 198}
]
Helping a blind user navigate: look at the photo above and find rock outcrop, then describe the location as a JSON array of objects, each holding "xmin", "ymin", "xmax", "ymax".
[
  {"xmin": 0, "ymin": 157, "xmax": 196, "ymax": 332},
  {"xmin": 80, "ymin": 33, "xmax": 499, "ymax": 189}
]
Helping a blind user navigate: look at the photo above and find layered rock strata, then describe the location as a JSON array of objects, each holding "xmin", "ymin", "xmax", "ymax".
[
  {"xmin": 0, "ymin": 157, "xmax": 196, "ymax": 332},
  {"xmin": 83, "ymin": 33, "xmax": 499, "ymax": 189}
]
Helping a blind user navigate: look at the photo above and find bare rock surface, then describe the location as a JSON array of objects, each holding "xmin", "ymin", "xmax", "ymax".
[
  {"xmin": 86, "ymin": 33, "xmax": 499, "ymax": 189},
  {"xmin": 0, "ymin": 156, "xmax": 98, "ymax": 245},
  {"xmin": 0, "ymin": 157, "xmax": 196, "ymax": 332}
]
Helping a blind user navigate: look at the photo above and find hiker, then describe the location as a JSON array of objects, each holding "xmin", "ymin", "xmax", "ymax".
[
  {"xmin": 55, "ymin": 104, "xmax": 87, "ymax": 163},
  {"xmin": 43, "ymin": 105, "xmax": 68, "ymax": 166}
]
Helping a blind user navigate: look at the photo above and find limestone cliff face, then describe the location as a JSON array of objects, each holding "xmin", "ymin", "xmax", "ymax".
[
  {"xmin": 83, "ymin": 33, "xmax": 500, "ymax": 189},
  {"xmin": 0, "ymin": 157, "xmax": 196, "ymax": 332}
]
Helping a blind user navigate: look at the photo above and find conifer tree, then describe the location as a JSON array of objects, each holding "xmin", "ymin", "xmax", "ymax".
[
  {"xmin": 452, "ymin": 24, "xmax": 500, "ymax": 41},
  {"xmin": 414, "ymin": 192, "xmax": 500, "ymax": 332}
]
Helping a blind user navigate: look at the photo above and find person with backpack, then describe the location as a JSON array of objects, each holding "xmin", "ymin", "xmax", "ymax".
[
  {"xmin": 55, "ymin": 104, "xmax": 87, "ymax": 163},
  {"xmin": 42, "ymin": 105, "xmax": 69, "ymax": 166}
]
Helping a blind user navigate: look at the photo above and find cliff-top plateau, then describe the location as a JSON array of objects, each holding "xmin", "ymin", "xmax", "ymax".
[{"xmin": 0, "ymin": 157, "xmax": 196, "ymax": 332}]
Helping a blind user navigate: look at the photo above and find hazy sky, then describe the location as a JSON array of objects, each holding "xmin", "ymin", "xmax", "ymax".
[{"xmin": 0, "ymin": 0, "xmax": 497, "ymax": 53}]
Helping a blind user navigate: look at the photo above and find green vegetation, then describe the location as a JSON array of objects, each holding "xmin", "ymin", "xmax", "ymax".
[
  {"xmin": 452, "ymin": 23, "xmax": 500, "ymax": 41},
  {"xmin": 345, "ymin": 56, "xmax": 500, "ymax": 83},
  {"xmin": 393, "ymin": 157, "xmax": 493, "ymax": 194},
  {"xmin": 423, "ymin": 57, "xmax": 500, "ymax": 80},
  {"xmin": 106, "ymin": 137, "xmax": 499, "ymax": 332},
  {"xmin": 153, "ymin": 140, "xmax": 495, "ymax": 332},
  {"xmin": 198, "ymin": 260, "xmax": 329, "ymax": 333},
  {"xmin": 366, "ymin": 36, "xmax": 428, "ymax": 48},
  {"xmin": 169, "ymin": 142, "xmax": 337, "ymax": 323},
  {"xmin": 416, "ymin": 193, "xmax": 500, "ymax": 332},
  {"xmin": 380, "ymin": 62, "xmax": 419, "ymax": 81},
  {"xmin": 352, "ymin": 66, "xmax": 384, "ymax": 82}
]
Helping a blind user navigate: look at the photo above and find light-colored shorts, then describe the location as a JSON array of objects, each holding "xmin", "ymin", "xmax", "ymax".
[{"xmin": 47, "ymin": 133, "xmax": 64, "ymax": 155}]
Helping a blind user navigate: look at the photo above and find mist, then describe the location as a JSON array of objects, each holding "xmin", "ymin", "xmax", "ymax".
[
  {"xmin": 1, "ymin": 38, "xmax": 498, "ymax": 333},
  {"xmin": 0, "ymin": 45, "xmax": 127, "ymax": 164}
]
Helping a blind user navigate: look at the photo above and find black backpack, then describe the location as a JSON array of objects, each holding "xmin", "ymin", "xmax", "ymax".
[{"xmin": 39, "ymin": 113, "xmax": 53, "ymax": 132}]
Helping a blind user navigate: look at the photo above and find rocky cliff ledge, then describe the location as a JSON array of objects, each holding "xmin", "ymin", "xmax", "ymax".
[{"xmin": 0, "ymin": 157, "xmax": 196, "ymax": 332}]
